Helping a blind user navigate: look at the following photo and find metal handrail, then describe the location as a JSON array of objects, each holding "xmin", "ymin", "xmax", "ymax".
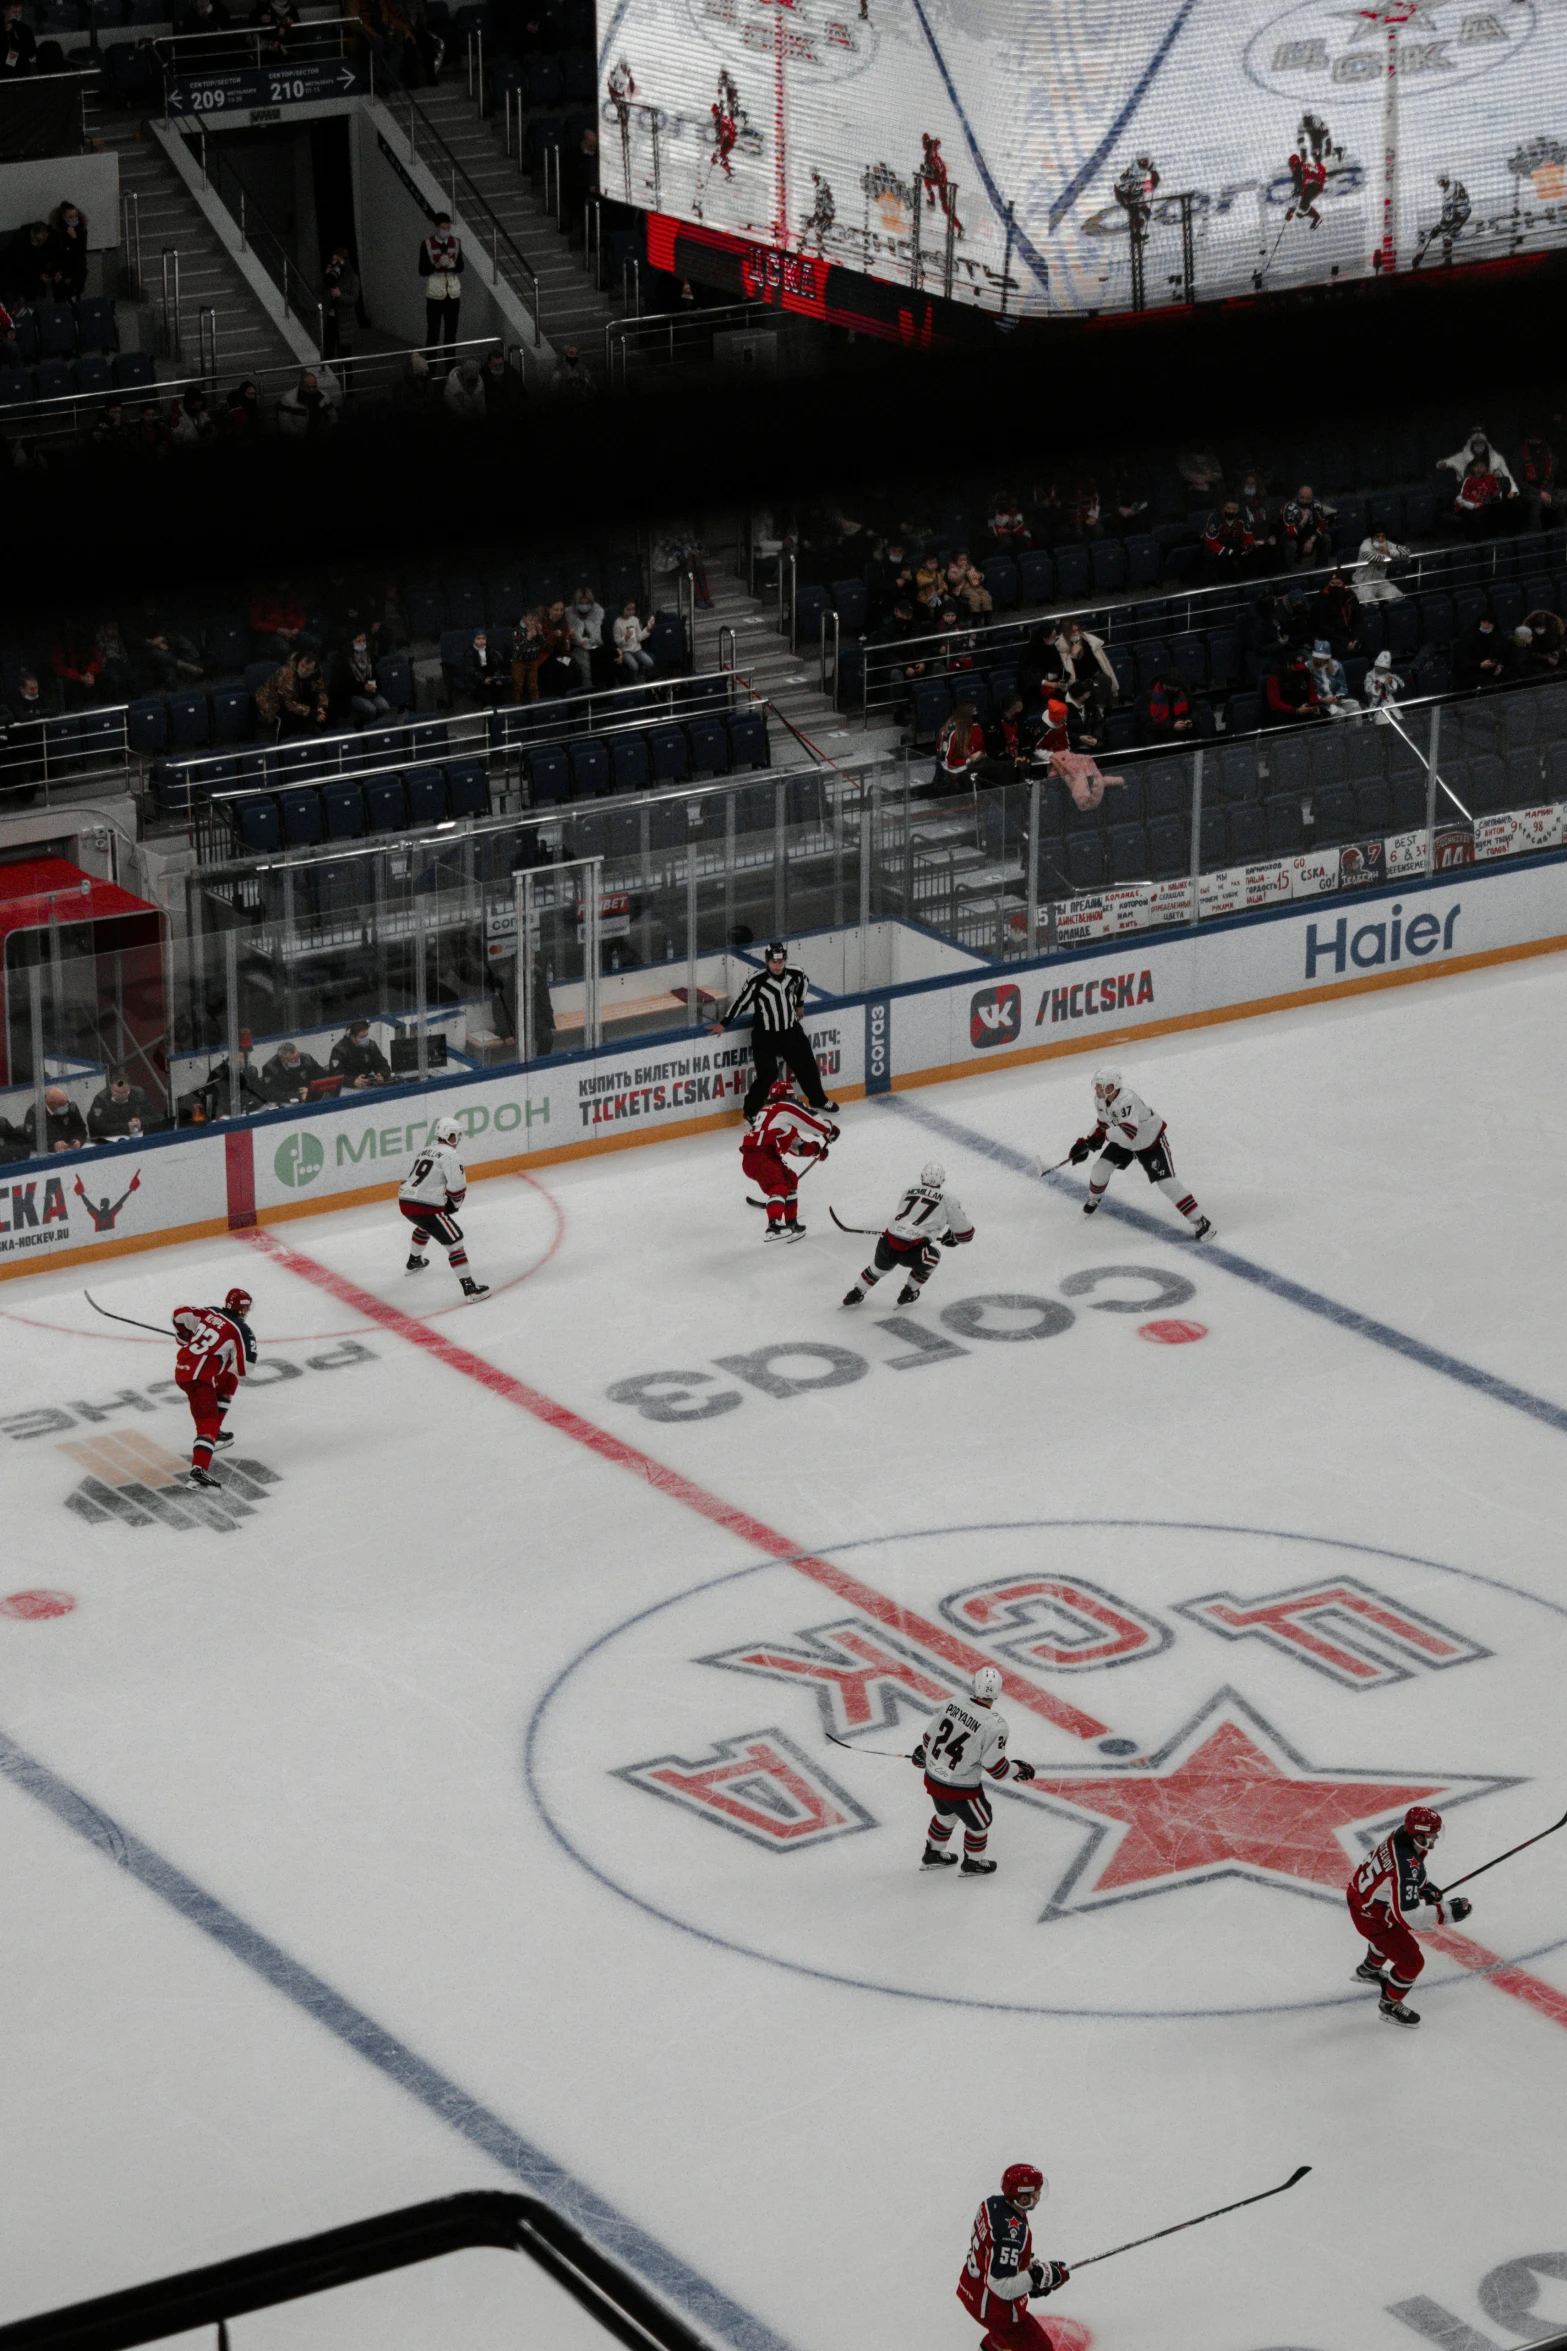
[
  {"xmin": 189, "ymin": 121, "xmax": 328, "ymax": 352},
  {"xmin": 158, "ymin": 246, "xmax": 181, "ymax": 358},
  {"xmin": 153, "ymin": 13, "xmax": 363, "ymax": 74},
  {"xmin": 388, "ymin": 72, "xmax": 542, "ymax": 343},
  {"xmin": 118, "ymin": 188, "xmax": 141, "ymax": 300}
]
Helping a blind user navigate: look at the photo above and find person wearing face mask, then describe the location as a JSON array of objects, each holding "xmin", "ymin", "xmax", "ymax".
[
  {"xmin": 1457, "ymin": 613, "xmax": 1507, "ymax": 692},
  {"xmin": 1437, "ymin": 425, "xmax": 1516, "ymax": 495},
  {"xmin": 566, "ymin": 584, "xmax": 606, "ymax": 690},
  {"xmin": 336, "ymin": 629, "xmax": 391, "ymax": 728}
]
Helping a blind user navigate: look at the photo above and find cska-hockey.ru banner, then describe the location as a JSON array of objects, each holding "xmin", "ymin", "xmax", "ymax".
[{"xmin": 597, "ymin": 0, "xmax": 1567, "ymax": 319}]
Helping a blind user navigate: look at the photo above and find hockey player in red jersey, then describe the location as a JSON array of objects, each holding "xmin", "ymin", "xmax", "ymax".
[
  {"xmin": 914, "ymin": 1665, "xmax": 1035, "ymax": 1875},
  {"xmin": 1346, "ymin": 1805, "xmax": 1471, "ymax": 2027},
  {"xmin": 172, "ymin": 1286, "xmax": 254, "ymax": 1487},
  {"xmin": 959, "ymin": 2163, "xmax": 1070, "ymax": 2351},
  {"xmin": 1285, "ymin": 147, "xmax": 1328, "ymax": 227},
  {"xmin": 741, "ymin": 1078, "xmax": 837, "ymax": 1241}
]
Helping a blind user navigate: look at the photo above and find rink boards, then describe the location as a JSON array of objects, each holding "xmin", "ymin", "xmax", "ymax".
[{"xmin": 5, "ymin": 846, "xmax": 1565, "ymax": 1281}]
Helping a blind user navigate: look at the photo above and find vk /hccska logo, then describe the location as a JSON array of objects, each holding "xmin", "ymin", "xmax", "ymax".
[{"xmin": 970, "ymin": 984, "xmax": 1022, "ymax": 1050}]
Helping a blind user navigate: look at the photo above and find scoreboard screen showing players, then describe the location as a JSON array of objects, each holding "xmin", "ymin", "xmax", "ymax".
[{"xmin": 597, "ymin": 0, "xmax": 1567, "ymax": 319}]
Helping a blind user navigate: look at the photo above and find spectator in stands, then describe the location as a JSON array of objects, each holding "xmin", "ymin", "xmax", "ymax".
[
  {"xmin": 393, "ymin": 350, "xmax": 436, "ymax": 419},
  {"xmin": 1457, "ymin": 613, "xmax": 1506, "ymax": 691},
  {"xmin": 336, "ymin": 629, "xmax": 392, "ymax": 726},
  {"xmin": 1201, "ymin": 498, "xmax": 1253, "ymax": 581},
  {"xmin": 1061, "ymin": 471, "xmax": 1102, "ymax": 544},
  {"xmin": 554, "ymin": 343, "xmax": 595, "ymax": 398},
  {"xmin": 935, "ymin": 605, "xmax": 977, "ymax": 685},
  {"xmin": 612, "ymin": 598, "xmax": 656, "ymax": 680},
  {"xmin": 912, "ymin": 552, "xmax": 945, "ymax": 617},
  {"xmin": 1281, "ymin": 484, "xmax": 1333, "ymax": 566},
  {"xmin": 443, "ymin": 355, "xmax": 486, "ymax": 421},
  {"xmin": 221, "ymin": 378, "xmax": 262, "ymax": 439},
  {"xmin": 1176, "ymin": 444, "xmax": 1224, "ymax": 498},
  {"xmin": 1106, "ymin": 462, "xmax": 1151, "ymax": 529},
  {"xmin": 1505, "ymin": 624, "xmax": 1541, "ymax": 683},
  {"xmin": 45, "ymin": 201, "xmax": 89, "ymax": 301},
  {"xmin": 1264, "ymin": 653, "xmax": 1317, "ymax": 723},
  {"xmin": 929, "ymin": 699, "xmax": 985, "ymax": 792},
  {"xmin": 277, "ymin": 369, "xmax": 336, "ymax": 436},
  {"xmin": 133, "ymin": 401, "xmax": 170, "ymax": 458},
  {"xmin": 250, "ymin": 0, "xmax": 298, "ymax": 56},
  {"xmin": 177, "ymin": 0, "xmax": 232, "ymax": 60},
  {"xmin": 981, "ymin": 690, "xmax": 1032, "ymax": 782},
  {"xmin": 92, "ymin": 618, "xmax": 136, "ymax": 700},
  {"xmin": 869, "ymin": 597, "xmax": 928, "ymax": 707},
  {"xmin": 51, "ymin": 623, "xmax": 102, "ymax": 707},
  {"xmin": 419, "ymin": 214, "xmax": 464, "ymax": 354},
  {"xmin": 1450, "ymin": 454, "xmax": 1505, "ymax": 539},
  {"xmin": 566, "ymin": 586, "xmax": 606, "ymax": 689},
  {"xmin": 1354, "ymin": 528, "xmax": 1408, "ymax": 604},
  {"xmin": 10, "ymin": 221, "xmax": 55, "ymax": 305},
  {"xmin": 1524, "ymin": 608, "xmax": 1565, "ymax": 670},
  {"xmin": 1308, "ymin": 570, "xmax": 1364, "ymax": 659},
  {"xmin": 1237, "ymin": 470, "xmax": 1276, "ymax": 564},
  {"xmin": 135, "ymin": 615, "xmax": 202, "ymax": 690},
  {"xmin": 322, "ymin": 245, "xmax": 359, "ymax": 362},
  {"xmin": 984, "ymin": 492, "xmax": 1030, "ymax": 555},
  {"xmin": 1, "ymin": 667, "xmax": 47, "ymax": 806},
  {"xmin": 2, "ymin": 1, "xmax": 38, "ymax": 74},
  {"xmin": 866, "ymin": 539, "xmax": 914, "ymax": 627},
  {"xmin": 537, "ymin": 600, "xmax": 577, "ymax": 698},
  {"xmin": 259, "ymin": 1040, "xmax": 325, "ymax": 1103},
  {"xmin": 251, "ymin": 581, "xmax": 307, "ymax": 658},
  {"xmin": 87, "ymin": 398, "xmax": 131, "ymax": 449},
  {"xmin": 1026, "ymin": 477, "xmax": 1064, "ymax": 545},
  {"xmin": 511, "ymin": 607, "xmax": 548, "ymax": 700},
  {"xmin": 23, "ymin": 1086, "xmax": 88, "ymax": 1154},
  {"xmin": 1519, "ymin": 430, "xmax": 1556, "ymax": 529},
  {"xmin": 329, "ymin": 1020, "xmax": 391, "ymax": 1089},
  {"xmin": 1041, "ymin": 617, "xmax": 1117, "ymax": 723},
  {"xmin": 563, "ymin": 126, "xmax": 599, "ymax": 236},
  {"xmin": 481, "ymin": 347, "xmax": 526, "ymax": 426},
  {"xmin": 1438, "ymin": 425, "xmax": 1516, "ymax": 496},
  {"xmin": 1137, "ymin": 673, "xmax": 1195, "ymax": 744},
  {"xmin": 465, "ymin": 628, "xmax": 511, "ymax": 705},
  {"xmin": 1363, "ymin": 650, "xmax": 1404, "ymax": 710},
  {"xmin": 1308, "ymin": 639, "xmax": 1356, "ymax": 716},
  {"xmin": 171, "ymin": 384, "xmax": 215, "ymax": 445},
  {"xmin": 88, "ymin": 1067, "xmax": 154, "ymax": 1140},
  {"xmin": 256, "ymin": 648, "xmax": 328, "ymax": 736},
  {"xmin": 943, "ymin": 551, "xmax": 992, "ymax": 616}
]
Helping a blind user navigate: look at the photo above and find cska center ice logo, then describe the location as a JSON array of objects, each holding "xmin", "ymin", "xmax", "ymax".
[
  {"xmin": 1245, "ymin": 0, "xmax": 1537, "ymax": 102},
  {"xmin": 529, "ymin": 1520, "xmax": 1567, "ymax": 2021}
]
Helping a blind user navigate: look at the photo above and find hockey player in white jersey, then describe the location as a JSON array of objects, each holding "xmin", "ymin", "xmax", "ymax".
[
  {"xmin": 912, "ymin": 1666, "xmax": 1035, "ymax": 1875},
  {"xmin": 1057, "ymin": 1068, "xmax": 1213, "ymax": 1240},
  {"xmin": 840, "ymin": 1162, "xmax": 973, "ymax": 1308},
  {"xmin": 398, "ymin": 1117, "xmax": 489, "ymax": 1298}
]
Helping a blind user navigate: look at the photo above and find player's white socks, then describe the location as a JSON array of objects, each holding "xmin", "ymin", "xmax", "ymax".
[{"xmin": 1157, "ymin": 1177, "xmax": 1205, "ymax": 1227}]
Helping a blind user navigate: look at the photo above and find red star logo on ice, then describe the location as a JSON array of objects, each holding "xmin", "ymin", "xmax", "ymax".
[{"xmin": 1021, "ymin": 1690, "xmax": 1517, "ymax": 1919}]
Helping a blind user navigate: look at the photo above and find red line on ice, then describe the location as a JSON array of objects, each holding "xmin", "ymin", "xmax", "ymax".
[
  {"xmin": 244, "ymin": 1225, "xmax": 1110, "ymax": 1744},
  {"xmin": 1427, "ymin": 1926, "xmax": 1567, "ymax": 2031}
]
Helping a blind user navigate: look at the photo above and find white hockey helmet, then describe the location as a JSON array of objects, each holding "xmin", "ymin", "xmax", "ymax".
[
  {"xmin": 972, "ymin": 1665, "xmax": 1002, "ymax": 1703},
  {"xmin": 434, "ymin": 1117, "xmax": 461, "ymax": 1147},
  {"xmin": 1092, "ymin": 1066, "xmax": 1123, "ymax": 1105},
  {"xmin": 920, "ymin": 1160, "xmax": 946, "ymax": 1191}
]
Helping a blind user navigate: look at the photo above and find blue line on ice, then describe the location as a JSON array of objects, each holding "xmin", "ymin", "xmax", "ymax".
[
  {"xmin": 0, "ymin": 1726, "xmax": 795, "ymax": 2351},
  {"xmin": 882, "ymin": 1094, "xmax": 1567, "ymax": 1438}
]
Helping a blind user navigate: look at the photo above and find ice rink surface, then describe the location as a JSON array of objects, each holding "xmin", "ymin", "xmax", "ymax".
[{"xmin": 7, "ymin": 955, "xmax": 1567, "ymax": 2351}]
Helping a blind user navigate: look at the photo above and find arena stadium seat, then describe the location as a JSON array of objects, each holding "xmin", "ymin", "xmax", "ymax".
[
  {"xmin": 910, "ymin": 680, "xmax": 951, "ymax": 740},
  {"xmin": 1503, "ymin": 748, "xmax": 1542, "ymax": 808},
  {"xmin": 405, "ymin": 582, "xmax": 447, "ymax": 640},
  {"xmin": 1018, "ymin": 551, "xmax": 1054, "ymax": 604},
  {"xmin": 1311, "ymin": 783, "xmax": 1355, "ymax": 844},
  {"xmin": 403, "ymin": 765, "xmax": 448, "ymax": 825},
  {"xmin": 1264, "ymin": 793, "xmax": 1304, "ymax": 854},
  {"xmin": 364, "ymin": 775, "xmax": 408, "ymax": 834},
  {"xmin": 793, "ymin": 585, "xmax": 830, "ymax": 647},
  {"xmin": 1355, "ymin": 778, "xmax": 1391, "ymax": 835},
  {"xmin": 1054, "ymin": 546, "xmax": 1090, "ymax": 600},
  {"xmin": 1090, "ymin": 542, "xmax": 1126, "ymax": 594},
  {"xmin": 687, "ymin": 717, "xmax": 730, "ymax": 775},
  {"xmin": 569, "ymin": 739, "xmax": 609, "ymax": 798},
  {"xmin": 1149, "ymin": 815, "xmax": 1186, "ymax": 875},
  {"xmin": 168, "ymin": 691, "xmax": 211, "ymax": 748},
  {"xmin": 235, "ymin": 795, "xmax": 281, "ymax": 854},
  {"xmin": 211, "ymin": 687, "xmax": 252, "ymax": 743},
  {"xmin": 981, "ymin": 558, "xmax": 1018, "ymax": 611},
  {"xmin": 647, "ymin": 725, "xmax": 690, "ymax": 783},
  {"xmin": 727, "ymin": 712, "xmax": 770, "ymax": 772},
  {"xmin": 609, "ymin": 733, "xmax": 651, "ymax": 794},
  {"xmin": 322, "ymin": 781, "xmax": 366, "ymax": 839},
  {"xmin": 278, "ymin": 787, "xmax": 324, "ymax": 846},
  {"xmin": 446, "ymin": 760, "xmax": 491, "ymax": 818},
  {"xmin": 1107, "ymin": 822, "xmax": 1148, "ymax": 882},
  {"xmin": 1268, "ymin": 734, "xmax": 1309, "ymax": 794},
  {"xmin": 1226, "ymin": 800, "xmax": 1266, "ymax": 862},
  {"xmin": 1066, "ymin": 833, "xmax": 1104, "ymax": 891},
  {"xmin": 73, "ymin": 354, "xmax": 112, "ymax": 397},
  {"xmin": 446, "ymin": 578, "xmax": 486, "ymax": 631},
  {"xmin": 831, "ymin": 578, "xmax": 867, "ymax": 631},
  {"xmin": 1126, "ymin": 536, "xmax": 1162, "ymax": 589},
  {"xmin": 126, "ymin": 698, "xmax": 168, "ymax": 757}
]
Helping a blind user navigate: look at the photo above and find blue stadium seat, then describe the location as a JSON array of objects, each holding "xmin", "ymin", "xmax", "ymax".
[
  {"xmin": 405, "ymin": 582, "xmax": 447, "ymax": 639},
  {"xmin": 1172, "ymin": 634, "xmax": 1208, "ymax": 690},
  {"xmin": 446, "ymin": 759, "xmax": 490, "ymax": 818},
  {"xmin": 793, "ymin": 585, "xmax": 830, "ymax": 648},
  {"xmin": 1311, "ymin": 783, "xmax": 1355, "ymax": 844},
  {"xmin": 126, "ymin": 698, "xmax": 167, "ymax": 757},
  {"xmin": 1388, "ymin": 772, "xmax": 1425, "ymax": 832},
  {"xmin": 645, "ymin": 612, "xmax": 686, "ymax": 672},
  {"xmin": 168, "ymin": 691, "xmax": 210, "ymax": 748},
  {"xmin": 274, "ymin": 741, "xmax": 324, "ymax": 781},
  {"xmin": 1106, "ymin": 644, "xmax": 1137, "ymax": 700},
  {"xmin": 112, "ymin": 351, "xmax": 155, "ymax": 390},
  {"xmin": 364, "ymin": 775, "xmax": 408, "ymax": 834},
  {"xmin": 244, "ymin": 659, "xmax": 277, "ymax": 698},
  {"xmin": 1227, "ymin": 800, "xmax": 1266, "ymax": 861},
  {"xmin": 1144, "ymin": 760, "xmax": 1187, "ymax": 820},
  {"xmin": 235, "ymin": 795, "xmax": 281, "ymax": 853},
  {"xmin": 1213, "ymin": 742, "xmax": 1259, "ymax": 802},
  {"xmin": 404, "ymin": 765, "xmax": 448, "ymax": 825},
  {"xmin": 1369, "ymin": 492, "xmax": 1404, "ymax": 539},
  {"xmin": 831, "ymin": 578, "xmax": 868, "ymax": 631},
  {"xmin": 74, "ymin": 297, "xmax": 117, "ymax": 353},
  {"xmin": 1107, "ymin": 822, "xmax": 1148, "ymax": 881},
  {"xmin": 647, "ymin": 724, "xmax": 690, "ymax": 783},
  {"xmin": 609, "ymin": 733, "xmax": 651, "ymax": 794},
  {"xmin": 1503, "ymin": 747, "xmax": 1542, "ymax": 808},
  {"xmin": 1402, "ymin": 490, "xmax": 1437, "ymax": 538},
  {"xmin": 1148, "ymin": 814, "xmax": 1186, "ymax": 875},
  {"xmin": 1269, "ymin": 733, "xmax": 1309, "ymax": 794},
  {"xmin": 73, "ymin": 354, "xmax": 112, "ymax": 397},
  {"xmin": 1355, "ymin": 778, "xmax": 1391, "ymax": 834},
  {"xmin": 1018, "ymin": 551, "xmax": 1054, "ymax": 605},
  {"xmin": 0, "ymin": 366, "xmax": 29, "ymax": 407},
  {"xmin": 1133, "ymin": 640, "xmax": 1171, "ymax": 693},
  {"xmin": 34, "ymin": 359, "xmax": 73, "ymax": 401},
  {"xmin": 1193, "ymin": 804, "xmax": 1222, "ymax": 867},
  {"xmin": 569, "ymin": 740, "xmax": 610, "ymax": 798},
  {"xmin": 1054, "ymin": 546, "xmax": 1090, "ymax": 601},
  {"xmin": 35, "ymin": 302, "xmax": 75, "ymax": 358},
  {"xmin": 1228, "ymin": 691, "xmax": 1263, "ymax": 734},
  {"xmin": 1489, "ymin": 583, "xmax": 1524, "ymax": 634},
  {"xmin": 322, "ymin": 780, "xmax": 366, "ymax": 839},
  {"xmin": 1126, "ymin": 535, "xmax": 1162, "ymax": 589},
  {"xmin": 688, "ymin": 717, "xmax": 730, "ymax": 775},
  {"xmin": 1333, "ymin": 497, "xmax": 1366, "ymax": 550},
  {"xmin": 211, "ymin": 687, "xmax": 251, "ymax": 743},
  {"xmin": 981, "ymin": 557, "xmax": 1019, "ymax": 611},
  {"xmin": 76, "ymin": 710, "xmax": 121, "ymax": 766},
  {"xmin": 376, "ymin": 654, "xmax": 414, "ymax": 711},
  {"xmin": 411, "ymin": 720, "xmax": 450, "ymax": 757},
  {"xmin": 1090, "ymin": 542, "xmax": 1127, "ymax": 594},
  {"xmin": 446, "ymin": 578, "xmax": 485, "ymax": 631},
  {"xmin": 440, "ymin": 628, "xmax": 476, "ymax": 697},
  {"xmin": 1204, "ymin": 628, "xmax": 1242, "ymax": 687},
  {"xmin": 484, "ymin": 571, "xmax": 524, "ymax": 622},
  {"xmin": 527, "ymin": 747, "xmax": 570, "ymax": 806},
  {"xmin": 1419, "ymin": 594, "xmax": 1456, "ymax": 644},
  {"xmin": 203, "ymin": 616, "xmax": 248, "ymax": 674},
  {"xmin": 1066, "ymin": 833, "xmax": 1104, "ymax": 891},
  {"xmin": 1308, "ymin": 730, "xmax": 1347, "ymax": 787},
  {"xmin": 727, "ymin": 711, "xmax": 769, "ymax": 771},
  {"xmin": 278, "ymin": 787, "xmax": 324, "ymax": 846},
  {"xmin": 910, "ymin": 679, "xmax": 951, "ymax": 740},
  {"xmin": 1264, "ymin": 793, "xmax": 1304, "ymax": 854}
]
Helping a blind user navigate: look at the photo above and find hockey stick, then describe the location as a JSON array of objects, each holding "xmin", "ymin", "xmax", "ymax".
[
  {"xmin": 746, "ymin": 1155, "xmax": 828, "ymax": 1209},
  {"xmin": 826, "ymin": 1731, "xmax": 916, "ymax": 1762},
  {"xmin": 1069, "ymin": 2166, "xmax": 1311, "ymax": 2271},
  {"xmin": 829, "ymin": 1206, "xmax": 881, "ymax": 1236},
  {"xmin": 85, "ymin": 1290, "xmax": 176, "ymax": 1338},
  {"xmin": 1433, "ymin": 1808, "xmax": 1567, "ymax": 1899},
  {"xmin": 1033, "ymin": 1152, "xmax": 1075, "ymax": 1178}
]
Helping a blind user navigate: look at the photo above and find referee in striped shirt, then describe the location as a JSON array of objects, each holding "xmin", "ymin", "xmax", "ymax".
[{"xmin": 711, "ymin": 939, "xmax": 839, "ymax": 1121}]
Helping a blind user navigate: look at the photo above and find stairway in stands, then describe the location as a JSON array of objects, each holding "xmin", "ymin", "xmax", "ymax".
[
  {"xmin": 693, "ymin": 562, "xmax": 862, "ymax": 755},
  {"xmin": 409, "ymin": 81, "xmax": 621, "ymax": 352},
  {"xmin": 86, "ymin": 107, "xmax": 299, "ymax": 384}
]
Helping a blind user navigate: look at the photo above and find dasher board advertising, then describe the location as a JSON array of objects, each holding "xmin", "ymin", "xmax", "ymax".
[{"xmin": 596, "ymin": 0, "xmax": 1567, "ymax": 318}]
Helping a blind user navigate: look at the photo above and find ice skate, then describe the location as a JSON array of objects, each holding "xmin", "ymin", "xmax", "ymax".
[
  {"xmin": 784, "ymin": 1222, "xmax": 808, "ymax": 1241},
  {"xmin": 211, "ymin": 1430, "xmax": 235, "ymax": 1449},
  {"xmin": 922, "ymin": 1842, "xmax": 958, "ymax": 1870},
  {"xmin": 841, "ymin": 1285, "xmax": 866, "ymax": 1307},
  {"xmin": 405, "ymin": 1253, "xmax": 428, "ymax": 1272},
  {"xmin": 1379, "ymin": 1996, "xmax": 1420, "ymax": 2026},
  {"xmin": 896, "ymin": 1282, "xmax": 921, "ymax": 1305},
  {"xmin": 186, "ymin": 1464, "xmax": 220, "ymax": 1490},
  {"xmin": 1082, "ymin": 1196, "xmax": 1101, "ymax": 1215},
  {"xmin": 1191, "ymin": 1216, "xmax": 1215, "ymax": 1242},
  {"xmin": 960, "ymin": 1854, "xmax": 998, "ymax": 1877},
  {"xmin": 460, "ymin": 1276, "xmax": 490, "ymax": 1299},
  {"xmin": 763, "ymin": 1223, "xmax": 788, "ymax": 1242},
  {"xmin": 1353, "ymin": 1958, "xmax": 1386, "ymax": 1985}
]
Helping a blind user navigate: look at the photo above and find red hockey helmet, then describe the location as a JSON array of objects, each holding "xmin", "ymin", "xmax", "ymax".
[
  {"xmin": 224, "ymin": 1288, "xmax": 253, "ymax": 1316},
  {"xmin": 1404, "ymin": 1806, "xmax": 1442, "ymax": 1847},
  {"xmin": 1001, "ymin": 2164, "xmax": 1045, "ymax": 2206},
  {"xmin": 766, "ymin": 1077, "xmax": 793, "ymax": 1103}
]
